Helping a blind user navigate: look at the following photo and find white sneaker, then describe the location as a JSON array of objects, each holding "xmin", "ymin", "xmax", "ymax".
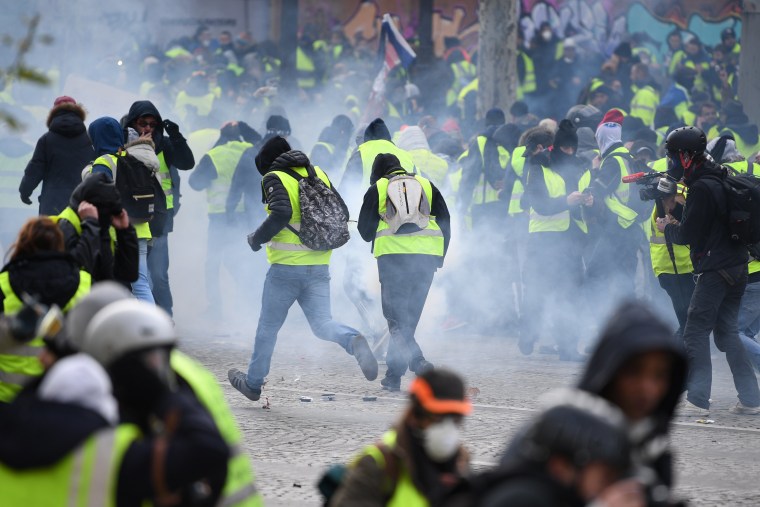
[
  {"xmin": 729, "ymin": 402, "xmax": 760, "ymax": 415},
  {"xmin": 680, "ymin": 399, "xmax": 709, "ymax": 416}
]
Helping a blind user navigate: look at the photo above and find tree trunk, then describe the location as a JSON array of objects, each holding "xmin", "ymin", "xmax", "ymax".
[
  {"xmin": 477, "ymin": 0, "xmax": 518, "ymax": 118},
  {"xmin": 739, "ymin": 1, "xmax": 760, "ymax": 126}
]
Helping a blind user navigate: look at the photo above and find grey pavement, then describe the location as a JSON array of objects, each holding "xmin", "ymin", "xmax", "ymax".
[{"xmin": 177, "ymin": 319, "xmax": 760, "ymax": 507}]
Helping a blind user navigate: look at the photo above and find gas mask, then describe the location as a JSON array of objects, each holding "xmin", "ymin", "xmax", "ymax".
[{"xmin": 422, "ymin": 417, "xmax": 461, "ymax": 462}]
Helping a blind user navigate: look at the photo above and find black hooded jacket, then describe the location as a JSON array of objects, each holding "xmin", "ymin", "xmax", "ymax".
[
  {"xmin": 247, "ymin": 149, "xmax": 347, "ymax": 249},
  {"xmin": 578, "ymin": 302, "xmax": 687, "ymax": 491},
  {"xmin": 19, "ymin": 103, "xmax": 95, "ymax": 215},
  {"xmin": 340, "ymin": 118, "xmax": 394, "ymax": 199},
  {"xmin": 0, "ymin": 252, "xmax": 84, "ymax": 312},
  {"xmin": 664, "ymin": 158, "xmax": 748, "ymax": 273},
  {"xmin": 357, "ymin": 153, "xmax": 451, "ymax": 266}
]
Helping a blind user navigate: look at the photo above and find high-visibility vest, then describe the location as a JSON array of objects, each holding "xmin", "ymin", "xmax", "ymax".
[
  {"xmin": 671, "ymin": 84, "xmax": 695, "ymax": 126},
  {"xmin": 374, "ymin": 172, "xmax": 444, "ymax": 258},
  {"xmin": 715, "ymin": 128, "xmax": 760, "ymax": 160},
  {"xmin": 466, "ymin": 136, "xmax": 508, "ymax": 207},
  {"xmin": 165, "ymin": 45, "xmax": 192, "ymax": 59},
  {"xmin": 296, "ymin": 47, "xmax": 317, "ymax": 89},
  {"xmin": 517, "ymin": 51, "xmax": 536, "ymax": 99},
  {"xmin": 630, "ymin": 85, "xmax": 660, "ymax": 128},
  {"xmin": 358, "ymin": 140, "xmax": 416, "ymax": 188},
  {"xmin": 529, "ymin": 166, "xmax": 588, "ymax": 233},
  {"xmin": 171, "ymin": 351, "xmax": 262, "ymax": 506},
  {"xmin": 446, "ymin": 60, "xmax": 477, "ymax": 106},
  {"xmin": 596, "ymin": 147, "xmax": 639, "ymax": 229},
  {"xmin": 51, "ymin": 205, "xmax": 122, "ymax": 251},
  {"xmin": 206, "ymin": 141, "xmax": 253, "ymax": 214},
  {"xmin": 155, "ymin": 151, "xmax": 174, "ymax": 210},
  {"xmin": 457, "ymin": 78, "xmax": 478, "ymax": 111},
  {"xmin": 508, "ymin": 146, "xmax": 527, "ymax": 215},
  {"xmin": 187, "ymin": 128, "xmax": 220, "ymax": 162},
  {"xmin": 174, "ymin": 90, "xmax": 215, "ymax": 122},
  {"xmin": 354, "ymin": 429, "xmax": 429, "ymax": 507},
  {"xmin": 0, "ymin": 424, "xmax": 141, "ymax": 507},
  {"xmin": 265, "ymin": 166, "xmax": 333, "ymax": 265},
  {"xmin": 407, "ymin": 149, "xmax": 449, "ymax": 189},
  {"xmin": 0, "ymin": 268, "xmax": 91, "ymax": 402},
  {"xmin": 89, "ymin": 154, "xmax": 151, "ymax": 240},
  {"xmin": 648, "ymin": 205, "xmax": 693, "ymax": 276},
  {"xmin": 727, "ymin": 159, "xmax": 758, "ymax": 175},
  {"xmin": 668, "ymin": 50, "xmax": 686, "ymax": 76}
]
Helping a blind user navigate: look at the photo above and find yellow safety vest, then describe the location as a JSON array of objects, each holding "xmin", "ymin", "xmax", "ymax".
[
  {"xmin": 457, "ymin": 78, "xmax": 478, "ymax": 111},
  {"xmin": 296, "ymin": 47, "xmax": 317, "ymax": 89},
  {"xmin": 155, "ymin": 151, "xmax": 174, "ymax": 210},
  {"xmin": 671, "ymin": 84, "xmax": 695, "ymax": 126},
  {"xmin": 51, "ymin": 205, "xmax": 121, "ymax": 252},
  {"xmin": 265, "ymin": 166, "xmax": 333, "ymax": 265},
  {"xmin": 0, "ymin": 424, "xmax": 140, "ymax": 507},
  {"xmin": 206, "ymin": 141, "xmax": 253, "ymax": 214},
  {"xmin": 464, "ymin": 136, "xmax": 509, "ymax": 207},
  {"xmin": 174, "ymin": 91, "xmax": 215, "ymax": 122},
  {"xmin": 508, "ymin": 146, "xmax": 527, "ymax": 215},
  {"xmin": 90, "ymin": 154, "xmax": 151, "ymax": 240},
  {"xmin": 630, "ymin": 85, "xmax": 660, "ymax": 128},
  {"xmin": 648, "ymin": 205, "xmax": 692, "ymax": 276},
  {"xmin": 188, "ymin": 128, "xmax": 221, "ymax": 162},
  {"xmin": 446, "ymin": 60, "xmax": 477, "ymax": 106},
  {"xmin": 598, "ymin": 147, "xmax": 639, "ymax": 229},
  {"xmin": 374, "ymin": 173, "xmax": 443, "ymax": 258},
  {"xmin": 517, "ymin": 51, "xmax": 536, "ymax": 99},
  {"xmin": 717, "ymin": 129, "xmax": 760, "ymax": 161},
  {"xmin": 171, "ymin": 351, "xmax": 262, "ymax": 506},
  {"xmin": 529, "ymin": 166, "xmax": 588, "ymax": 233},
  {"xmin": 407, "ymin": 149, "xmax": 449, "ymax": 189},
  {"xmin": 357, "ymin": 430, "xmax": 429, "ymax": 507},
  {"xmin": 0, "ymin": 269, "xmax": 91, "ymax": 402},
  {"xmin": 668, "ymin": 50, "xmax": 686, "ymax": 76},
  {"xmin": 727, "ymin": 159, "xmax": 758, "ymax": 175},
  {"xmin": 358, "ymin": 140, "xmax": 416, "ymax": 188}
]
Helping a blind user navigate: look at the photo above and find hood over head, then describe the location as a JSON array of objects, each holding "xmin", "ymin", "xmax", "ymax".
[
  {"xmin": 69, "ymin": 172, "xmax": 122, "ymax": 217},
  {"xmin": 123, "ymin": 100, "xmax": 164, "ymax": 147},
  {"xmin": 364, "ymin": 118, "xmax": 392, "ymax": 142},
  {"xmin": 47, "ymin": 102, "xmax": 86, "ymax": 133},
  {"xmin": 255, "ymin": 135, "xmax": 291, "ymax": 175},
  {"xmin": 492, "ymin": 123, "xmax": 522, "ymax": 152},
  {"xmin": 485, "ymin": 107, "xmax": 506, "ymax": 127},
  {"xmin": 371, "ymin": 153, "xmax": 404, "ymax": 185},
  {"xmin": 578, "ymin": 300, "xmax": 687, "ymax": 431},
  {"xmin": 88, "ymin": 117, "xmax": 124, "ymax": 156},
  {"xmin": 396, "ymin": 126, "xmax": 430, "ymax": 152}
]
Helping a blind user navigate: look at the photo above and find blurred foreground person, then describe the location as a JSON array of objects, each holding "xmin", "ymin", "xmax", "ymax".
[
  {"xmin": 358, "ymin": 153, "xmax": 450, "ymax": 391},
  {"xmin": 62, "ymin": 282, "xmax": 264, "ymax": 506},
  {"xmin": 81, "ymin": 299, "xmax": 230, "ymax": 505},
  {"xmin": 331, "ymin": 369, "xmax": 471, "ymax": 506},
  {"xmin": 0, "ymin": 217, "xmax": 91, "ymax": 402},
  {"xmin": 229, "ymin": 136, "xmax": 378, "ymax": 402},
  {"xmin": 579, "ymin": 301, "xmax": 688, "ymax": 505},
  {"xmin": 657, "ymin": 127, "xmax": 760, "ymax": 415},
  {"xmin": 19, "ymin": 96, "xmax": 95, "ymax": 215}
]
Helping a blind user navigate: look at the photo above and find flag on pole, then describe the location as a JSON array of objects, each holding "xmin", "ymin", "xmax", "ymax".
[{"xmin": 362, "ymin": 14, "xmax": 417, "ymax": 123}]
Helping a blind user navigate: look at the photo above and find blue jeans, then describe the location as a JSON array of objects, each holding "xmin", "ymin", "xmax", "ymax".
[
  {"xmin": 131, "ymin": 238, "xmax": 155, "ymax": 303},
  {"xmin": 683, "ymin": 265, "xmax": 760, "ymax": 409},
  {"xmin": 148, "ymin": 234, "xmax": 173, "ymax": 316},
  {"xmin": 246, "ymin": 264, "xmax": 359, "ymax": 388},
  {"xmin": 738, "ymin": 280, "xmax": 760, "ymax": 372}
]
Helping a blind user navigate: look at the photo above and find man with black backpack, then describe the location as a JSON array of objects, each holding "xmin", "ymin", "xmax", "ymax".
[
  {"xmin": 228, "ymin": 136, "xmax": 378, "ymax": 402},
  {"xmin": 657, "ymin": 126, "xmax": 760, "ymax": 415},
  {"xmin": 358, "ymin": 153, "xmax": 451, "ymax": 392}
]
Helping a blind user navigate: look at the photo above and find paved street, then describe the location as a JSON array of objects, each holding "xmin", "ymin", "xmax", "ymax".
[{"xmin": 177, "ymin": 313, "xmax": 760, "ymax": 507}]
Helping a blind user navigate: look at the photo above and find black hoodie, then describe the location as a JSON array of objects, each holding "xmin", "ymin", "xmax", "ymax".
[
  {"xmin": 578, "ymin": 301, "xmax": 687, "ymax": 491},
  {"xmin": 19, "ymin": 103, "xmax": 95, "ymax": 215},
  {"xmin": 0, "ymin": 252, "xmax": 84, "ymax": 312}
]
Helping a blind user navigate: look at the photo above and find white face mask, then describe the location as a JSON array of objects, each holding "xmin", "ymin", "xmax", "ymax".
[
  {"xmin": 422, "ymin": 418, "xmax": 461, "ymax": 462},
  {"xmin": 542, "ymin": 30, "xmax": 552, "ymax": 42}
]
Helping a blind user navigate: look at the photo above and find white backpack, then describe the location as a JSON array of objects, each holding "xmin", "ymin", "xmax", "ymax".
[{"xmin": 381, "ymin": 174, "xmax": 431, "ymax": 233}]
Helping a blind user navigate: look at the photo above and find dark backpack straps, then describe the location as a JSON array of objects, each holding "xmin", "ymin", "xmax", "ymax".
[{"xmin": 278, "ymin": 167, "xmax": 305, "ymax": 181}]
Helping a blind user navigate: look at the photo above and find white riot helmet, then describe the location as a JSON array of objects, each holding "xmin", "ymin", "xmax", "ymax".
[
  {"xmin": 64, "ymin": 282, "xmax": 133, "ymax": 353},
  {"xmin": 82, "ymin": 299, "xmax": 177, "ymax": 367}
]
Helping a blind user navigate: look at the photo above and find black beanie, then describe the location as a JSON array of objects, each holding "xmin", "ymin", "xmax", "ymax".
[
  {"xmin": 364, "ymin": 118, "xmax": 392, "ymax": 142},
  {"xmin": 553, "ymin": 119, "xmax": 578, "ymax": 151},
  {"xmin": 266, "ymin": 115, "xmax": 291, "ymax": 136},
  {"xmin": 255, "ymin": 136, "xmax": 291, "ymax": 175},
  {"xmin": 510, "ymin": 101, "xmax": 529, "ymax": 117},
  {"xmin": 485, "ymin": 108, "xmax": 506, "ymax": 127}
]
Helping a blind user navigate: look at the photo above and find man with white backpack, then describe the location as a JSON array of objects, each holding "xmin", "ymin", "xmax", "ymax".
[{"xmin": 358, "ymin": 153, "xmax": 451, "ymax": 391}]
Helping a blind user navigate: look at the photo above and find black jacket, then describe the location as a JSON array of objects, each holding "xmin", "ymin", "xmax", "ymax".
[
  {"xmin": 0, "ymin": 252, "xmax": 85, "ymax": 313},
  {"xmin": 19, "ymin": 103, "xmax": 95, "ymax": 215},
  {"xmin": 357, "ymin": 155, "xmax": 451, "ymax": 265},
  {"xmin": 457, "ymin": 127, "xmax": 505, "ymax": 215},
  {"xmin": 664, "ymin": 160, "xmax": 749, "ymax": 273},
  {"xmin": 248, "ymin": 150, "xmax": 346, "ymax": 248}
]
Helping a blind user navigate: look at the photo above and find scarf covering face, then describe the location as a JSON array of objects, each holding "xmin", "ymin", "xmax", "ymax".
[{"xmin": 596, "ymin": 122, "xmax": 622, "ymax": 155}]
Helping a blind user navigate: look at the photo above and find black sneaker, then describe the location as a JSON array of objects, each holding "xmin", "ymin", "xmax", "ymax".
[
  {"xmin": 411, "ymin": 359, "xmax": 435, "ymax": 376},
  {"xmin": 381, "ymin": 375, "xmax": 401, "ymax": 392},
  {"xmin": 352, "ymin": 334, "xmax": 379, "ymax": 381},
  {"xmin": 228, "ymin": 369, "xmax": 261, "ymax": 401}
]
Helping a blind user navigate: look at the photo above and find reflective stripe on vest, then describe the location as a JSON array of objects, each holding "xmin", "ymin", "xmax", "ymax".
[
  {"xmin": 648, "ymin": 206, "xmax": 693, "ymax": 276},
  {"xmin": 603, "ymin": 147, "xmax": 639, "ymax": 229},
  {"xmin": 265, "ymin": 167, "xmax": 333, "ymax": 265},
  {"xmin": 206, "ymin": 141, "xmax": 253, "ymax": 214},
  {"xmin": 359, "ymin": 140, "xmax": 416, "ymax": 188},
  {"xmin": 529, "ymin": 167, "xmax": 588, "ymax": 233},
  {"xmin": 296, "ymin": 47, "xmax": 317, "ymax": 88},
  {"xmin": 0, "ymin": 424, "xmax": 140, "ymax": 506},
  {"xmin": 0, "ymin": 269, "xmax": 91, "ymax": 402},
  {"xmin": 359, "ymin": 430, "xmax": 429, "ymax": 507},
  {"xmin": 171, "ymin": 351, "xmax": 262, "ymax": 506},
  {"xmin": 374, "ymin": 174, "xmax": 443, "ymax": 257},
  {"xmin": 156, "ymin": 151, "xmax": 174, "ymax": 209}
]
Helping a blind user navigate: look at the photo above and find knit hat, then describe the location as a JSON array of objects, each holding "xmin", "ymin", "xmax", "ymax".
[
  {"xmin": 53, "ymin": 96, "xmax": 77, "ymax": 107},
  {"xmin": 598, "ymin": 109, "xmax": 624, "ymax": 128},
  {"xmin": 510, "ymin": 101, "xmax": 529, "ymax": 117},
  {"xmin": 553, "ymin": 119, "xmax": 578, "ymax": 151},
  {"xmin": 266, "ymin": 115, "xmax": 291, "ymax": 136},
  {"xmin": 255, "ymin": 136, "xmax": 291, "ymax": 175},
  {"xmin": 485, "ymin": 107, "xmax": 506, "ymax": 127},
  {"xmin": 596, "ymin": 109, "xmax": 624, "ymax": 155}
]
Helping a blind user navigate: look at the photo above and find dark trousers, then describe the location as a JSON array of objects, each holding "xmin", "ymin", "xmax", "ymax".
[
  {"xmin": 658, "ymin": 273, "xmax": 696, "ymax": 337},
  {"xmin": 683, "ymin": 265, "xmax": 760, "ymax": 408},
  {"xmin": 378, "ymin": 255, "xmax": 436, "ymax": 378}
]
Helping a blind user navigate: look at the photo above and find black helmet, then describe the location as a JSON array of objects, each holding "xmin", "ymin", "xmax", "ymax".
[{"xmin": 665, "ymin": 126, "xmax": 706, "ymax": 156}]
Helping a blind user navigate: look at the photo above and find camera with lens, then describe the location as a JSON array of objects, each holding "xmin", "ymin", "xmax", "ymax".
[{"xmin": 636, "ymin": 173, "xmax": 677, "ymax": 202}]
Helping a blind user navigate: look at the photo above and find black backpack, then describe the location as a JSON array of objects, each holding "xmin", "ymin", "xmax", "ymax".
[
  {"xmin": 279, "ymin": 165, "xmax": 350, "ymax": 251},
  {"xmin": 99, "ymin": 153, "xmax": 165, "ymax": 223},
  {"xmin": 717, "ymin": 169, "xmax": 760, "ymax": 258}
]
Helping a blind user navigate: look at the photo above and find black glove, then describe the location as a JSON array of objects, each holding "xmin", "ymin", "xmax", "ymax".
[
  {"xmin": 20, "ymin": 194, "xmax": 32, "ymax": 205},
  {"xmin": 247, "ymin": 233, "xmax": 262, "ymax": 252},
  {"xmin": 9, "ymin": 301, "xmax": 44, "ymax": 343},
  {"xmin": 163, "ymin": 118, "xmax": 181, "ymax": 137}
]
